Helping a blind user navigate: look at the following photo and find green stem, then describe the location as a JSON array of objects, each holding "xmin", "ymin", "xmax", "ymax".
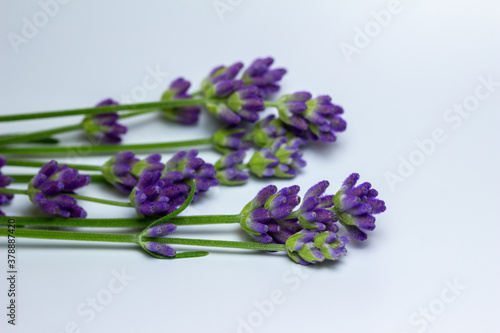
[
  {"xmin": 0, "ymin": 214, "xmax": 240, "ymax": 228},
  {"xmin": 0, "ymin": 99, "xmax": 207, "ymax": 122},
  {"xmin": 0, "ymin": 124, "xmax": 82, "ymax": 145},
  {"xmin": 0, "ymin": 138, "xmax": 213, "ymax": 155},
  {"xmin": 264, "ymin": 101, "xmax": 279, "ymax": 108},
  {"xmin": 0, "ymin": 188, "xmax": 132, "ymax": 208},
  {"xmin": 0, "ymin": 108, "xmax": 160, "ymax": 145},
  {"xmin": 0, "ymin": 228, "xmax": 285, "ymax": 252},
  {"xmin": 118, "ymin": 107, "xmax": 159, "ymax": 119},
  {"xmin": 0, "ymin": 228, "xmax": 136, "ymax": 243},
  {"xmin": 145, "ymin": 236, "xmax": 286, "ymax": 252},
  {"xmin": 10, "ymin": 174, "xmax": 107, "ymax": 184},
  {"xmin": 6, "ymin": 159, "xmax": 102, "ymax": 171}
]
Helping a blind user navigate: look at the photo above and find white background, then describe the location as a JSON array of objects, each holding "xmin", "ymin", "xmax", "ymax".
[{"xmin": 1, "ymin": 1, "xmax": 499, "ymax": 332}]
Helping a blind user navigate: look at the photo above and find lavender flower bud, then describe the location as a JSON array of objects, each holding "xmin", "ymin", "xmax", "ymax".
[
  {"xmin": 143, "ymin": 242, "xmax": 176, "ymax": 258},
  {"xmin": 275, "ymin": 92, "xmax": 347, "ymax": 143},
  {"xmin": 332, "ymin": 173, "xmax": 386, "ymax": 241},
  {"xmin": 0, "ymin": 157, "xmax": 14, "ymax": 216},
  {"xmin": 161, "ymin": 78, "xmax": 201, "ymax": 125},
  {"xmin": 27, "ymin": 161, "xmax": 90, "ymax": 218},
  {"xmin": 82, "ymin": 99, "xmax": 128, "ymax": 144},
  {"xmin": 242, "ymin": 57, "xmax": 287, "ymax": 98},
  {"xmin": 211, "ymin": 127, "xmax": 250, "ymax": 153},
  {"xmin": 297, "ymin": 180, "xmax": 338, "ymax": 232},
  {"xmin": 286, "ymin": 230, "xmax": 349, "ymax": 265},
  {"xmin": 248, "ymin": 137, "xmax": 306, "ymax": 178},
  {"xmin": 163, "ymin": 150, "xmax": 219, "ymax": 202},
  {"xmin": 144, "ymin": 223, "xmax": 176, "ymax": 237},
  {"xmin": 239, "ymin": 184, "xmax": 302, "ymax": 244}
]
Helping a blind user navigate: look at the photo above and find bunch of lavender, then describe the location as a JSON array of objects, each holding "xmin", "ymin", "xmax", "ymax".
[{"xmin": 0, "ymin": 173, "xmax": 386, "ymax": 265}]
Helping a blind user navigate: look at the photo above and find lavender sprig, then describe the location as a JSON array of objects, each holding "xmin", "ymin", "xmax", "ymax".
[{"xmin": 27, "ymin": 161, "xmax": 91, "ymax": 218}]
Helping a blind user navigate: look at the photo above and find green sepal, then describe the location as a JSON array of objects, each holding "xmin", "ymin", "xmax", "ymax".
[
  {"xmin": 81, "ymin": 115, "xmax": 107, "ymax": 135},
  {"xmin": 101, "ymin": 157, "xmax": 121, "ymax": 186},
  {"xmin": 297, "ymin": 244, "xmax": 324, "ymax": 263},
  {"xmin": 226, "ymin": 91, "xmax": 242, "ymax": 112},
  {"xmin": 298, "ymin": 214, "xmax": 321, "ymax": 230}
]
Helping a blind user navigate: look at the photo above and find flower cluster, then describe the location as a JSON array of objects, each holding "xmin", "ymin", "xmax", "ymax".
[
  {"xmin": 27, "ymin": 161, "xmax": 91, "ymax": 218},
  {"xmin": 242, "ymin": 57, "xmax": 287, "ymax": 98},
  {"xmin": 0, "ymin": 157, "xmax": 14, "ymax": 216},
  {"xmin": 239, "ymin": 184, "xmax": 302, "ymax": 244},
  {"xmin": 248, "ymin": 137, "xmax": 306, "ymax": 178},
  {"xmin": 200, "ymin": 58, "xmax": 286, "ymax": 125},
  {"xmin": 239, "ymin": 174, "xmax": 385, "ymax": 264},
  {"xmin": 163, "ymin": 150, "xmax": 219, "ymax": 202},
  {"xmin": 101, "ymin": 152, "xmax": 164, "ymax": 193},
  {"xmin": 333, "ymin": 173, "xmax": 386, "ymax": 241},
  {"xmin": 82, "ymin": 99, "xmax": 128, "ymax": 144},
  {"xmin": 161, "ymin": 78, "xmax": 201, "ymax": 125},
  {"xmin": 286, "ymin": 230, "xmax": 349, "ymax": 265},
  {"xmin": 274, "ymin": 92, "xmax": 346, "ymax": 143},
  {"xmin": 214, "ymin": 150, "xmax": 249, "ymax": 186}
]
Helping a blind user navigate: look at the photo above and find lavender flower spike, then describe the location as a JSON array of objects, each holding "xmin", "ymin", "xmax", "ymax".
[
  {"xmin": 286, "ymin": 230, "xmax": 349, "ymax": 265},
  {"xmin": 27, "ymin": 160, "xmax": 91, "ymax": 218},
  {"xmin": 161, "ymin": 78, "xmax": 201, "ymax": 125},
  {"xmin": 275, "ymin": 92, "xmax": 346, "ymax": 143},
  {"xmin": 102, "ymin": 152, "xmax": 165, "ymax": 193},
  {"xmin": 332, "ymin": 173, "xmax": 386, "ymax": 241},
  {"xmin": 82, "ymin": 99, "xmax": 128, "ymax": 144},
  {"xmin": 242, "ymin": 57, "xmax": 287, "ymax": 98},
  {"xmin": 0, "ymin": 157, "xmax": 14, "ymax": 216},
  {"xmin": 239, "ymin": 184, "xmax": 302, "ymax": 244},
  {"xmin": 297, "ymin": 180, "xmax": 338, "ymax": 232}
]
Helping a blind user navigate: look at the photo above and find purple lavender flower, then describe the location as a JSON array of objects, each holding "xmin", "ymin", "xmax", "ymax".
[
  {"xmin": 214, "ymin": 150, "xmax": 249, "ymax": 185},
  {"xmin": 161, "ymin": 78, "xmax": 201, "ymax": 125},
  {"xmin": 286, "ymin": 230, "xmax": 350, "ymax": 265},
  {"xmin": 248, "ymin": 137, "xmax": 306, "ymax": 178},
  {"xmin": 212, "ymin": 127, "xmax": 250, "ymax": 153},
  {"xmin": 144, "ymin": 223, "xmax": 176, "ymax": 237},
  {"xmin": 239, "ymin": 184, "xmax": 302, "ymax": 244},
  {"xmin": 332, "ymin": 173, "xmax": 386, "ymax": 241},
  {"xmin": 275, "ymin": 92, "xmax": 346, "ymax": 143},
  {"xmin": 143, "ymin": 242, "xmax": 176, "ymax": 258},
  {"xmin": 82, "ymin": 99, "xmax": 128, "ymax": 144},
  {"xmin": 163, "ymin": 150, "xmax": 219, "ymax": 202},
  {"xmin": 249, "ymin": 115, "xmax": 288, "ymax": 147},
  {"xmin": 102, "ymin": 152, "xmax": 165, "ymax": 193},
  {"xmin": 297, "ymin": 180, "xmax": 338, "ymax": 232},
  {"xmin": 0, "ymin": 157, "xmax": 14, "ymax": 216},
  {"xmin": 242, "ymin": 57, "xmax": 287, "ymax": 98},
  {"xmin": 28, "ymin": 161, "xmax": 91, "ymax": 218},
  {"xmin": 129, "ymin": 171, "xmax": 182, "ymax": 217}
]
